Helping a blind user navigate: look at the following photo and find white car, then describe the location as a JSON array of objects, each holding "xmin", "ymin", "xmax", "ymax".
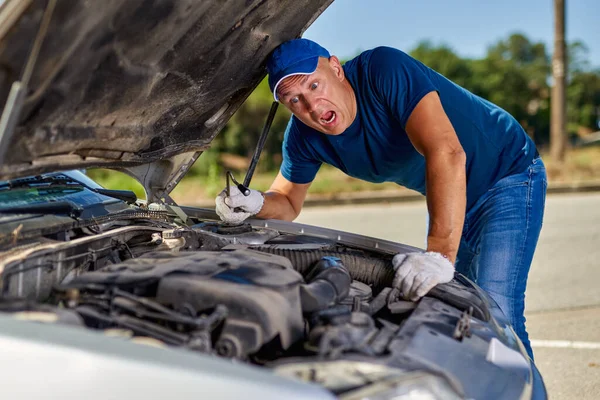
[{"xmin": 0, "ymin": 1, "xmax": 545, "ymax": 399}]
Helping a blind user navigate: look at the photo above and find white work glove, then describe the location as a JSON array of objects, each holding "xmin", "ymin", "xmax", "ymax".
[
  {"xmin": 390, "ymin": 252, "xmax": 455, "ymax": 302},
  {"xmin": 215, "ymin": 185, "xmax": 264, "ymax": 225}
]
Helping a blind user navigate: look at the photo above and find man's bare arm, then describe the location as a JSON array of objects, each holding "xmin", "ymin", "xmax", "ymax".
[
  {"xmin": 405, "ymin": 91, "xmax": 467, "ymax": 263},
  {"xmin": 256, "ymin": 172, "xmax": 311, "ymax": 221}
]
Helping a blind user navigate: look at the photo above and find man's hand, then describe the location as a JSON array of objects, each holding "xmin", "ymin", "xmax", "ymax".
[
  {"xmin": 390, "ymin": 252, "xmax": 455, "ymax": 302},
  {"xmin": 215, "ymin": 186, "xmax": 264, "ymax": 224}
]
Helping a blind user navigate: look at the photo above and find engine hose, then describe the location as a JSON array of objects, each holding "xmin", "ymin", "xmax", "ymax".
[
  {"xmin": 300, "ymin": 256, "xmax": 352, "ymax": 313},
  {"xmin": 247, "ymin": 245, "xmax": 490, "ymax": 321},
  {"xmin": 248, "ymin": 245, "xmax": 395, "ymax": 289}
]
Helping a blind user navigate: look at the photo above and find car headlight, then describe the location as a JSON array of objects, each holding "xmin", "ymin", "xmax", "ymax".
[
  {"xmin": 274, "ymin": 361, "xmax": 462, "ymax": 400},
  {"xmin": 339, "ymin": 372, "xmax": 462, "ymax": 400}
]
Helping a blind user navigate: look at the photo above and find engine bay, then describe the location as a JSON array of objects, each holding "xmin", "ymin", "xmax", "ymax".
[
  {"xmin": 0, "ymin": 215, "xmax": 502, "ymax": 397},
  {"xmin": 0, "ymin": 221, "xmax": 401, "ymax": 360}
]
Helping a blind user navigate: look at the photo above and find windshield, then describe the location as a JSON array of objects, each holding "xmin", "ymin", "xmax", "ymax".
[{"xmin": 0, "ymin": 170, "xmax": 132, "ymax": 211}]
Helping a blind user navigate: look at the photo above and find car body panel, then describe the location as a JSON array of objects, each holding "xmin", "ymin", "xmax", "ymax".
[{"xmin": 0, "ymin": 313, "xmax": 334, "ymax": 400}]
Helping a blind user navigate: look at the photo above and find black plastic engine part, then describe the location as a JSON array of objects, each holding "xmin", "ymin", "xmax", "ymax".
[
  {"xmin": 266, "ymin": 234, "xmax": 338, "ymax": 246},
  {"xmin": 340, "ymin": 281, "xmax": 372, "ymax": 305},
  {"xmin": 247, "ymin": 244, "xmax": 490, "ymax": 321},
  {"xmin": 245, "ymin": 244, "xmax": 394, "ymax": 290},
  {"xmin": 61, "ymin": 249, "xmax": 305, "ymax": 359},
  {"xmin": 432, "ymin": 276, "xmax": 490, "ymax": 322},
  {"xmin": 299, "ymin": 257, "xmax": 352, "ymax": 313},
  {"xmin": 308, "ymin": 311, "xmax": 380, "ymax": 359},
  {"xmin": 215, "ymin": 223, "xmax": 254, "ymax": 235}
]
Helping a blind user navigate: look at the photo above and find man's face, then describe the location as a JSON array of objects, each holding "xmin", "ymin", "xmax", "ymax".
[{"xmin": 276, "ymin": 56, "xmax": 356, "ymax": 135}]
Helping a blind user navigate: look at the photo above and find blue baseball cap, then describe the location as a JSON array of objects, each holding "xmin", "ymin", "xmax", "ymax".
[{"xmin": 267, "ymin": 38, "xmax": 330, "ymax": 101}]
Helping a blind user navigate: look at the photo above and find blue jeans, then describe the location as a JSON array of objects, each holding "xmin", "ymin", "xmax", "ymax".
[{"xmin": 455, "ymin": 156, "xmax": 547, "ymax": 360}]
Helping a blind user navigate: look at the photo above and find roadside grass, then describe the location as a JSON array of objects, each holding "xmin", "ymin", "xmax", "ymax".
[
  {"xmin": 543, "ymin": 146, "xmax": 600, "ymax": 183},
  {"xmin": 86, "ymin": 146, "xmax": 600, "ymax": 205},
  {"xmin": 87, "ymin": 162, "xmax": 404, "ymax": 204}
]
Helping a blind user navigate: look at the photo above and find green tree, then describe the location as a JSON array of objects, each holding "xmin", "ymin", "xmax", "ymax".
[
  {"xmin": 409, "ymin": 35, "xmax": 552, "ymax": 144},
  {"xmin": 566, "ymin": 42, "xmax": 600, "ymax": 136},
  {"xmin": 473, "ymin": 34, "xmax": 551, "ymax": 143},
  {"xmin": 410, "ymin": 41, "xmax": 473, "ymax": 88},
  {"xmin": 567, "ymin": 69, "xmax": 600, "ymax": 134}
]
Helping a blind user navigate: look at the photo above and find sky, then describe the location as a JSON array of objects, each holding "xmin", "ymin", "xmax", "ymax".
[{"xmin": 304, "ymin": 0, "xmax": 600, "ymax": 68}]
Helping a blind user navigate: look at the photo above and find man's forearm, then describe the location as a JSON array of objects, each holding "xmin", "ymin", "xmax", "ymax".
[
  {"xmin": 255, "ymin": 191, "xmax": 300, "ymax": 221},
  {"xmin": 425, "ymin": 150, "xmax": 467, "ymax": 263}
]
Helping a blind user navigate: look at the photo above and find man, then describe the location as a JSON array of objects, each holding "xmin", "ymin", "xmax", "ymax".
[{"xmin": 215, "ymin": 38, "xmax": 546, "ymax": 359}]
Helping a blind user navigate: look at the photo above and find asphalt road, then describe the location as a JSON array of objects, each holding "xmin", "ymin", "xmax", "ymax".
[{"xmin": 296, "ymin": 192, "xmax": 600, "ymax": 400}]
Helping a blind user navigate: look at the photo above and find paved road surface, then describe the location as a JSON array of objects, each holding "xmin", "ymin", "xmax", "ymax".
[{"xmin": 296, "ymin": 192, "xmax": 600, "ymax": 400}]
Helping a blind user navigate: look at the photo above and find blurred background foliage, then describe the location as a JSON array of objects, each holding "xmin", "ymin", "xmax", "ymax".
[{"xmin": 88, "ymin": 33, "xmax": 600, "ymax": 202}]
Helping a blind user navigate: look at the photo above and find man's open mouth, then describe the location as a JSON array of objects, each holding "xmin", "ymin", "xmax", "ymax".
[{"xmin": 320, "ymin": 110, "xmax": 336, "ymax": 125}]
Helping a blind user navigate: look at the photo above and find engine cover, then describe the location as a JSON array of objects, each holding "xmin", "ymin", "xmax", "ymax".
[{"xmin": 67, "ymin": 249, "xmax": 305, "ymax": 358}]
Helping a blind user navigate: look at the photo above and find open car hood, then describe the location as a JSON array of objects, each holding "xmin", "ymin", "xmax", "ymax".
[{"xmin": 0, "ymin": 0, "xmax": 332, "ymax": 202}]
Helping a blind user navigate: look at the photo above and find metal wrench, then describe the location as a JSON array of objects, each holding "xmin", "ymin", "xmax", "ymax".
[
  {"xmin": 225, "ymin": 101, "xmax": 279, "ymax": 197},
  {"xmin": 226, "ymin": 170, "xmax": 250, "ymax": 197}
]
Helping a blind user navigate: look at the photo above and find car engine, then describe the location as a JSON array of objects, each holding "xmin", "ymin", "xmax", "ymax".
[{"xmin": 0, "ymin": 217, "xmax": 489, "ymax": 374}]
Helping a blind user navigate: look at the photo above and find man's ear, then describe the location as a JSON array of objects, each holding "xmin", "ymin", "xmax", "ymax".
[{"xmin": 328, "ymin": 56, "xmax": 344, "ymax": 81}]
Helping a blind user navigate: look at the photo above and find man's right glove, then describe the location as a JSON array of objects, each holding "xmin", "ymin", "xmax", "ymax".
[
  {"xmin": 390, "ymin": 252, "xmax": 455, "ymax": 302},
  {"xmin": 215, "ymin": 185, "xmax": 264, "ymax": 225}
]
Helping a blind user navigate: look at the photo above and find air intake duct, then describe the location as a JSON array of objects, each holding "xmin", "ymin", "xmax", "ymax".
[{"xmin": 246, "ymin": 244, "xmax": 394, "ymax": 290}]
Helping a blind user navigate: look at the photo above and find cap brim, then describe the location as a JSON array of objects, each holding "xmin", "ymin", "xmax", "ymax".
[{"xmin": 272, "ymin": 57, "xmax": 319, "ymax": 101}]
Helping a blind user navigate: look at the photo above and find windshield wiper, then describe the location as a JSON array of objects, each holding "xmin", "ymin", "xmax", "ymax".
[
  {"xmin": 0, "ymin": 201, "xmax": 82, "ymax": 218},
  {"xmin": 0, "ymin": 175, "xmax": 78, "ymax": 190},
  {"xmin": 93, "ymin": 188, "xmax": 137, "ymax": 204},
  {"xmin": 0, "ymin": 174, "xmax": 137, "ymax": 204}
]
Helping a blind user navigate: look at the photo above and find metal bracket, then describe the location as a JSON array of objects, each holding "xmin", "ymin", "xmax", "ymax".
[
  {"xmin": 168, "ymin": 204, "xmax": 189, "ymax": 224},
  {"xmin": 452, "ymin": 306, "xmax": 473, "ymax": 341}
]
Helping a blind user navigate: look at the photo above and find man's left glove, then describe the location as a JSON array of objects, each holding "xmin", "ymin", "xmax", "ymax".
[
  {"xmin": 215, "ymin": 185, "xmax": 264, "ymax": 225},
  {"xmin": 390, "ymin": 252, "xmax": 455, "ymax": 302}
]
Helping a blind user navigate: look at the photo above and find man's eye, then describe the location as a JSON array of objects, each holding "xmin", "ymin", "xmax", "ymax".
[
  {"xmin": 290, "ymin": 97, "xmax": 299, "ymax": 104},
  {"xmin": 310, "ymin": 82, "xmax": 319, "ymax": 90}
]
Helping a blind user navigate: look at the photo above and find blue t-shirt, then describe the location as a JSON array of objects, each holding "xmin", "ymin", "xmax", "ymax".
[{"xmin": 280, "ymin": 46, "xmax": 536, "ymax": 210}]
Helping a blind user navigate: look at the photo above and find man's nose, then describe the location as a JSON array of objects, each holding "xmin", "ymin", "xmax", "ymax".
[{"xmin": 302, "ymin": 93, "xmax": 318, "ymax": 113}]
